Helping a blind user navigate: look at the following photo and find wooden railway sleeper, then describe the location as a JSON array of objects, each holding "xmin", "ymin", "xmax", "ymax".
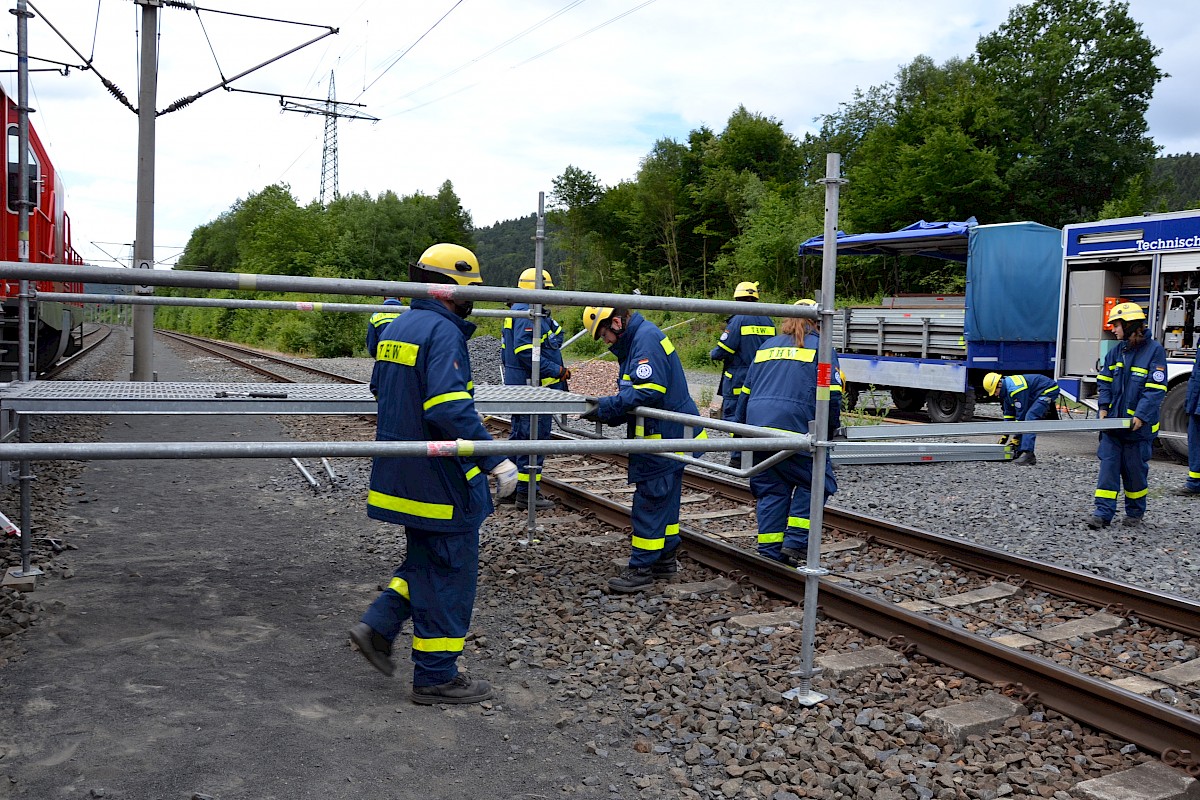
[{"xmin": 1161, "ymin": 747, "xmax": 1199, "ymax": 776}]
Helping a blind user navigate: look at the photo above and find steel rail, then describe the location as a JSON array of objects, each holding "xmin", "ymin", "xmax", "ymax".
[
  {"xmin": 534, "ymin": 473, "xmax": 1200, "ymax": 774},
  {"xmin": 157, "ymin": 330, "xmax": 362, "ymax": 384},
  {"xmin": 41, "ymin": 325, "xmax": 112, "ymax": 380}
]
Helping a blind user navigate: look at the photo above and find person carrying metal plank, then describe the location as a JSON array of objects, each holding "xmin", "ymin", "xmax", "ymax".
[
  {"xmin": 580, "ymin": 306, "xmax": 705, "ymax": 593},
  {"xmin": 982, "ymin": 372, "xmax": 1060, "ymax": 465},
  {"xmin": 733, "ymin": 299, "xmax": 842, "ymax": 566},
  {"xmin": 1088, "ymin": 302, "xmax": 1168, "ymax": 529},
  {"xmin": 350, "ymin": 243, "xmax": 519, "ymax": 705},
  {"xmin": 499, "ymin": 268, "xmax": 569, "ymax": 509},
  {"xmin": 708, "ymin": 281, "xmax": 775, "ymax": 468}
]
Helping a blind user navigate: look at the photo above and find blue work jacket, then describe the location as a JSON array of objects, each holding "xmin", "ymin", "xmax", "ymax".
[
  {"xmin": 368, "ymin": 299, "xmax": 505, "ymax": 532},
  {"xmin": 1185, "ymin": 357, "xmax": 1200, "ymax": 417},
  {"xmin": 594, "ymin": 313, "xmax": 702, "ymax": 482},
  {"xmin": 999, "ymin": 374, "xmax": 1059, "ymax": 420},
  {"xmin": 709, "ymin": 313, "xmax": 775, "ymax": 398},
  {"xmin": 734, "ymin": 332, "xmax": 842, "ymax": 440},
  {"xmin": 366, "ymin": 298, "xmax": 404, "ymax": 358},
  {"xmin": 1097, "ymin": 335, "xmax": 1169, "ymax": 440},
  {"xmin": 510, "ymin": 306, "xmax": 566, "ymax": 388}
]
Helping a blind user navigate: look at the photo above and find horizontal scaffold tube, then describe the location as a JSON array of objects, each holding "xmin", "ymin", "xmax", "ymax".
[
  {"xmin": 0, "ymin": 435, "xmax": 811, "ymax": 462},
  {"xmin": 1, "ymin": 262, "xmax": 820, "ymax": 320},
  {"xmin": 35, "ymin": 291, "xmax": 530, "ymax": 319}
]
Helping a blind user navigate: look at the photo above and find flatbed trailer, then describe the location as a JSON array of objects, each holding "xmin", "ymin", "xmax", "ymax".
[{"xmin": 801, "ymin": 219, "xmax": 1063, "ymax": 422}]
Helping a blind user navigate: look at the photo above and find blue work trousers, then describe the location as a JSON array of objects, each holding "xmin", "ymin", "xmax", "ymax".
[
  {"xmin": 1093, "ymin": 432, "xmax": 1152, "ymax": 522},
  {"xmin": 510, "ymin": 412, "xmax": 552, "ymax": 495},
  {"xmin": 1016, "ymin": 394, "xmax": 1056, "ymax": 453},
  {"xmin": 750, "ymin": 453, "xmax": 836, "ymax": 562},
  {"xmin": 360, "ymin": 525, "xmax": 478, "ymax": 687},
  {"xmin": 629, "ymin": 471, "xmax": 683, "ymax": 568},
  {"xmin": 721, "ymin": 394, "xmax": 743, "ymax": 468},
  {"xmin": 1188, "ymin": 414, "xmax": 1200, "ymax": 492}
]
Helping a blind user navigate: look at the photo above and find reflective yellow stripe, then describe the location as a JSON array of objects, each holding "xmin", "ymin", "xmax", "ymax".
[
  {"xmin": 387, "ymin": 577, "xmax": 411, "ymax": 600},
  {"xmin": 665, "ymin": 523, "xmax": 680, "ymax": 536},
  {"xmin": 541, "ymin": 375, "xmax": 560, "ymax": 386},
  {"xmin": 742, "ymin": 387, "xmax": 751, "ymax": 396},
  {"xmin": 754, "ymin": 346, "xmax": 816, "ymax": 363},
  {"xmin": 733, "ymin": 386, "xmax": 748, "ymax": 395},
  {"xmin": 376, "ymin": 340, "xmax": 419, "ymax": 366},
  {"xmin": 368, "ymin": 489, "xmax": 454, "ymax": 520},
  {"xmin": 514, "ymin": 344, "xmax": 533, "ymax": 354},
  {"xmin": 631, "ymin": 535, "xmax": 666, "ymax": 551},
  {"xmin": 1009, "ymin": 375, "xmax": 1028, "ymax": 395},
  {"xmin": 1041, "ymin": 385, "xmax": 1059, "ymax": 395},
  {"xmin": 516, "ymin": 472, "xmax": 542, "ymax": 482},
  {"xmin": 1125, "ymin": 487, "xmax": 1149, "ymax": 499},
  {"xmin": 424, "ymin": 391, "xmax": 472, "ymax": 410},
  {"xmin": 787, "ymin": 516, "xmax": 810, "ymax": 529},
  {"xmin": 503, "ymin": 318, "xmax": 513, "ymax": 330},
  {"xmin": 466, "ymin": 380, "xmax": 474, "ymax": 391},
  {"xmin": 660, "ymin": 337, "xmax": 675, "ymax": 355},
  {"xmin": 1151, "ymin": 422, "xmax": 1159, "ymax": 433},
  {"xmin": 1146, "ymin": 383, "xmax": 1167, "ymax": 391},
  {"xmin": 1094, "ymin": 489, "xmax": 1118, "ymax": 499},
  {"xmin": 633, "ymin": 382, "xmax": 668, "ymax": 393},
  {"xmin": 370, "ymin": 312, "xmax": 401, "ymax": 328},
  {"xmin": 412, "ymin": 636, "xmax": 465, "ymax": 653},
  {"xmin": 716, "ymin": 341, "xmax": 735, "ymax": 354},
  {"xmin": 830, "ymin": 385, "xmax": 843, "ymax": 394},
  {"xmin": 723, "ymin": 371, "xmax": 733, "ymax": 379},
  {"xmin": 465, "ymin": 467, "xmax": 480, "ymax": 480},
  {"xmin": 1131, "ymin": 366, "xmax": 1148, "ymax": 375},
  {"xmin": 1189, "ymin": 471, "xmax": 1200, "ymax": 479},
  {"xmin": 758, "ymin": 532, "xmax": 784, "ymax": 544},
  {"xmin": 1097, "ymin": 374, "xmax": 1113, "ymax": 383},
  {"xmin": 740, "ymin": 325, "xmax": 775, "ymax": 336}
]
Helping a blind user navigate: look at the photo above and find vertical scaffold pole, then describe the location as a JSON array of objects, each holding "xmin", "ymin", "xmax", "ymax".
[
  {"xmin": 131, "ymin": 0, "xmax": 158, "ymax": 381},
  {"xmin": 785, "ymin": 152, "xmax": 845, "ymax": 706},
  {"xmin": 526, "ymin": 194, "xmax": 545, "ymax": 534}
]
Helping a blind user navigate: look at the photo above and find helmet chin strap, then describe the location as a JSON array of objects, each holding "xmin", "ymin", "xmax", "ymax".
[{"xmin": 452, "ymin": 300, "xmax": 474, "ymax": 319}]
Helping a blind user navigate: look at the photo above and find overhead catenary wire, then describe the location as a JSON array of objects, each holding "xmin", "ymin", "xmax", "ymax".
[{"xmin": 356, "ymin": 0, "xmax": 464, "ymax": 99}]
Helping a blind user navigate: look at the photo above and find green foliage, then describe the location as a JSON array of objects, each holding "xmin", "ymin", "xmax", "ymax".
[{"xmin": 1148, "ymin": 154, "xmax": 1200, "ymax": 212}]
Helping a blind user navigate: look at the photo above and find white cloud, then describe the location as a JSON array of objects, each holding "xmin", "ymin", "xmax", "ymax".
[{"xmin": 4, "ymin": 0, "xmax": 1193, "ymax": 268}]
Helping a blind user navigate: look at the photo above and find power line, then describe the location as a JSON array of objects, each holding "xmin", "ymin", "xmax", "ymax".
[{"xmin": 357, "ymin": 0, "xmax": 464, "ymax": 99}]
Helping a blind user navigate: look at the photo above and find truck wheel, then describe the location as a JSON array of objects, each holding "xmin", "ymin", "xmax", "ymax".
[
  {"xmin": 890, "ymin": 387, "xmax": 927, "ymax": 412},
  {"xmin": 927, "ymin": 388, "xmax": 976, "ymax": 423},
  {"xmin": 1158, "ymin": 383, "xmax": 1189, "ymax": 461}
]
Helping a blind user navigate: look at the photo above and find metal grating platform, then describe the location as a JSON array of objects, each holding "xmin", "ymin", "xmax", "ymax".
[{"xmin": 0, "ymin": 381, "xmax": 595, "ymax": 416}]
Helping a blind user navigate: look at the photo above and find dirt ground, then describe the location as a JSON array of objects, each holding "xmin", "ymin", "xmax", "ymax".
[{"xmin": 0, "ymin": 341, "xmax": 655, "ymax": 800}]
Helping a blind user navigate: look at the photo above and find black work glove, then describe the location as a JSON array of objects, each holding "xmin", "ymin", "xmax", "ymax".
[{"xmin": 579, "ymin": 402, "xmax": 602, "ymax": 423}]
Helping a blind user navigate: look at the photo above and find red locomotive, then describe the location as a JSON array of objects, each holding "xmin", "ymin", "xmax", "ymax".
[{"xmin": 0, "ymin": 83, "xmax": 85, "ymax": 379}]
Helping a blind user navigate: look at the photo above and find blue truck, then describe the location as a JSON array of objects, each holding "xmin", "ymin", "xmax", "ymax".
[
  {"xmin": 799, "ymin": 219, "xmax": 1064, "ymax": 422},
  {"xmin": 1056, "ymin": 210, "xmax": 1200, "ymax": 459}
]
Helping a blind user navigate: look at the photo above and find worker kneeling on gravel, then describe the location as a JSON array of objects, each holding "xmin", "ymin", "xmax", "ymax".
[
  {"xmin": 499, "ymin": 268, "xmax": 569, "ymax": 510},
  {"xmin": 733, "ymin": 300, "xmax": 842, "ymax": 567},
  {"xmin": 983, "ymin": 372, "xmax": 1059, "ymax": 466},
  {"xmin": 580, "ymin": 306, "xmax": 706, "ymax": 593},
  {"xmin": 350, "ymin": 243, "xmax": 519, "ymax": 705},
  {"xmin": 708, "ymin": 281, "xmax": 775, "ymax": 469}
]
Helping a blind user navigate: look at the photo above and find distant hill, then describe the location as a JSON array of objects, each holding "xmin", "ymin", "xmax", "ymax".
[
  {"xmin": 473, "ymin": 213, "xmax": 566, "ymax": 288},
  {"xmin": 1150, "ymin": 153, "xmax": 1200, "ymax": 212}
]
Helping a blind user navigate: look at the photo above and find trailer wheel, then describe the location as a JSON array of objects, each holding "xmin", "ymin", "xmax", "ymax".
[
  {"xmin": 890, "ymin": 387, "xmax": 927, "ymax": 412},
  {"xmin": 927, "ymin": 388, "xmax": 976, "ymax": 423},
  {"xmin": 1158, "ymin": 383, "xmax": 1189, "ymax": 461}
]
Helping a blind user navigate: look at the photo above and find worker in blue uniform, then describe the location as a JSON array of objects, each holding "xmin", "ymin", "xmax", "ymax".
[
  {"xmin": 983, "ymin": 372, "xmax": 1059, "ymax": 466},
  {"xmin": 709, "ymin": 281, "xmax": 775, "ymax": 468},
  {"xmin": 1173, "ymin": 355, "xmax": 1200, "ymax": 496},
  {"xmin": 733, "ymin": 299, "xmax": 842, "ymax": 566},
  {"xmin": 499, "ymin": 268, "xmax": 570, "ymax": 510},
  {"xmin": 1088, "ymin": 302, "xmax": 1168, "ymax": 529},
  {"xmin": 580, "ymin": 306, "xmax": 705, "ymax": 593},
  {"xmin": 366, "ymin": 297, "xmax": 404, "ymax": 358},
  {"xmin": 350, "ymin": 243, "xmax": 519, "ymax": 705}
]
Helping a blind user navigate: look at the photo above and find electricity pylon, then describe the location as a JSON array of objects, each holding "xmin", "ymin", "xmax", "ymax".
[{"xmin": 280, "ymin": 71, "xmax": 378, "ymax": 205}]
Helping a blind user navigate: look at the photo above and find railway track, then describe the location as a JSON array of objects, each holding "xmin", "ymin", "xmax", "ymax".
[
  {"xmin": 152, "ymin": 332, "xmax": 1200, "ymax": 777},
  {"xmin": 41, "ymin": 323, "xmax": 112, "ymax": 380}
]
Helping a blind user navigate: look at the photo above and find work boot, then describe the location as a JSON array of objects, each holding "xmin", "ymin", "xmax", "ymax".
[
  {"xmin": 349, "ymin": 622, "xmax": 395, "ymax": 677},
  {"xmin": 1122, "ymin": 516, "xmax": 1144, "ymax": 527},
  {"xmin": 410, "ymin": 673, "xmax": 493, "ymax": 705},
  {"xmin": 1013, "ymin": 451, "xmax": 1037, "ymax": 466},
  {"xmin": 650, "ymin": 557, "xmax": 679, "ymax": 579},
  {"xmin": 1171, "ymin": 486, "xmax": 1200, "ymax": 497},
  {"xmin": 607, "ymin": 566, "xmax": 654, "ymax": 593},
  {"xmin": 515, "ymin": 493, "xmax": 555, "ymax": 510},
  {"xmin": 780, "ymin": 546, "xmax": 806, "ymax": 566},
  {"xmin": 495, "ymin": 492, "xmax": 517, "ymax": 505},
  {"xmin": 1086, "ymin": 515, "xmax": 1111, "ymax": 530}
]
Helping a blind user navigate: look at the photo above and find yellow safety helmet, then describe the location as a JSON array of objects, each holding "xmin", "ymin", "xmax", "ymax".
[
  {"xmin": 415, "ymin": 243, "xmax": 482, "ymax": 286},
  {"xmin": 1107, "ymin": 301, "xmax": 1146, "ymax": 324},
  {"xmin": 518, "ymin": 268, "xmax": 554, "ymax": 290},
  {"xmin": 583, "ymin": 306, "xmax": 616, "ymax": 339},
  {"xmin": 795, "ymin": 298, "xmax": 817, "ymax": 307},
  {"xmin": 983, "ymin": 372, "xmax": 1002, "ymax": 397},
  {"xmin": 733, "ymin": 281, "xmax": 760, "ymax": 300}
]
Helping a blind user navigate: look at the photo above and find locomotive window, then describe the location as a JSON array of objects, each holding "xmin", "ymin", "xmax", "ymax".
[{"xmin": 6, "ymin": 127, "xmax": 41, "ymax": 214}]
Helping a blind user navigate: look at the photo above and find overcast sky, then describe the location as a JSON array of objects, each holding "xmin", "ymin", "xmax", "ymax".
[{"xmin": 6, "ymin": 0, "xmax": 1198, "ymax": 269}]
